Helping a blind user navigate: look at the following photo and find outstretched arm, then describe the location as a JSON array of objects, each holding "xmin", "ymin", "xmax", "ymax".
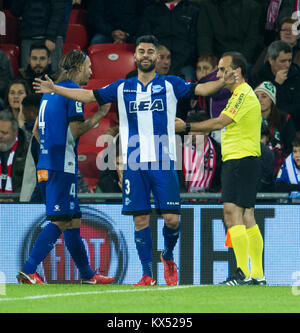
[
  {"xmin": 194, "ymin": 70, "xmax": 236, "ymax": 96},
  {"xmin": 175, "ymin": 113, "xmax": 233, "ymax": 133},
  {"xmin": 33, "ymin": 75, "xmax": 96, "ymax": 104}
]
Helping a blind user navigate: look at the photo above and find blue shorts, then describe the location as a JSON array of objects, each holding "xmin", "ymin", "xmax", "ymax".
[
  {"xmin": 37, "ymin": 169, "xmax": 81, "ymax": 221},
  {"xmin": 121, "ymin": 162, "xmax": 181, "ymax": 216}
]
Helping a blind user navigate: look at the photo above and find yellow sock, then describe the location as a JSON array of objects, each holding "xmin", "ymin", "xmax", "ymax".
[
  {"xmin": 246, "ymin": 224, "xmax": 264, "ymax": 279},
  {"xmin": 229, "ymin": 225, "xmax": 250, "ymax": 278}
]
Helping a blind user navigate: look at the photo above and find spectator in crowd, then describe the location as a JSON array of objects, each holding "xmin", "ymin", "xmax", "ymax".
[
  {"xmin": 196, "ymin": 0, "xmax": 264, "ymax": 65},
  {"xmin": 275, "ymin": 136, "xmax": 300, "ymax": 195},
  {"xmin": 251, "ymin": 17, "xmax": 300, "ymax": 80},
  {"xmin": 0, "ymin": 50, "xmax": 13, "ymax": 110},
  {"xmin": 137, "ymin": 0, "xmax": 200, "ymax": 80},
  {"xmin": 19, "ymin": 94, "xmax": 42, "ymax": 203},
  {"xmin": 3, "ymin": 79, "xmax": 31, "ymax": 128},
  {"xmin": 258, "ymin": 123, "xmax": 276, "ymax": 192},
  {"xmin": 264, "ymin": 0, "xmax": 299, "ymax": 45},
  {"xmin": 254, "ymin": 81, "xmax": 296, "ymax": 176},
  {"xmin": 10, "ymin": 0, "xmax": 67, "ymax": 72},
  {"xmin": 177, "ymin": 111, "xmax": 222, "ymax": 197},
  {"xmin": 20, "ymin": 93, "xmax": 42, "ymax": 145},
  {"xmin": 188, "ymin": 53, "xmax": 232, "ymax": 143},
  {"xmin": 0, "ymin": 110, "xmax": 28, "ymax": 200},
  {"xmin": 250, "ymin": 40, "xmax": 300, "ymax": 131},
  {"xmin": 16, "ymin": 43, "xmax": 56, "ymax": 94},
  {"xmin": 87, "ymin": 0, "xmax": 153, "ymax": 45}
]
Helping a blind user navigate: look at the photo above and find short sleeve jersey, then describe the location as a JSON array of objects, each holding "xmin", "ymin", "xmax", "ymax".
[
  {"xmin": 93, "ymin": 74, "xmax": 194, "ymax": 164},
  {"xmin": 37, "ymin": 80, "xmax": 84, "ymax": 174},
  {"xmin": 221, "ymin": 82, "xmax": 261, "ymax": 162}
]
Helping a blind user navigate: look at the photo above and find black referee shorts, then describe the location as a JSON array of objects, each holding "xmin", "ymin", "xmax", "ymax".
[{"xmin": 221, "ymin": 156, "xmax": 261, "ymax": 208}]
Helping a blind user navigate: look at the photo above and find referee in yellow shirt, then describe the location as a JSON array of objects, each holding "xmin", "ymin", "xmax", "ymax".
[{"xmin": 176, "ymin": 51, "xmax": 265, "ymax": 285}]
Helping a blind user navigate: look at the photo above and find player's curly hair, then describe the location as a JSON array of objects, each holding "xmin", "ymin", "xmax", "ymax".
[{"xmin": 56, "ymin": 50, "xmax": 87, "ymax": 83}]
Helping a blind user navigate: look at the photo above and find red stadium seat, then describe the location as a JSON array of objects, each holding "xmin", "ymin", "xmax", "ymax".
[
  {"xmin": 0, "ymin": 43, "xmax": 20, "ymax": 76},
  {"xmin": 65, "ymin": 24, "xmax": 88, "ymax": 51},
  {"xmin": 88, "ymin": 43, "xmax": 136, "ymax": 80},
  {"xmin": 83, "ymin": 177, "xmax": 98, "ymax": 193},
  {"xmin": 0, "ymin": 10, "xmax": 20, "ymax": 45},
  {"xmin": 68, "ymin": 9, "xmax": 88, "ymax": 25},
  {"xmin": 78, "ymin": 144, "xmax": 99, "ymax": 179},
  {"xmin": 62, "ymin": 43, "xmax": 81, "ymax": 56}
]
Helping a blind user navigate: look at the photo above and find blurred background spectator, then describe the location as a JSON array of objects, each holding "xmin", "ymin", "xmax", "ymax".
[
  {"xmin": 250, "ymin": 40, "xmax": 300, "ymax": 132},
  {"xmin": 254, "ymin": 80, "xmax": 296, "ymax": 176},
  {"xmin": 0, "ymin": 49, "xmax": 13, "ymax": 110},
  {"xmin": 16, "ymin": 43, "xmax": 56, "ymax": 93},
  {"xmin": 177, "ymin": 112, "xmax": 222, "ymax": 197},
  {"xmin": 188, "ymin": 53, "xmax": 232, "ymax": 143},
  {"xmin": 3, "ymin": 79, "xmax": 31, "ymax": 128},
  {"xmin": 0, "ymin": 110, "xmax": 28, "ymax": 200},
  {"xmin": 87, "ymin": 0, "xmax": 153, "ymax": 45},
  {"xmin": 137, "ymin": 0, "xmax": 200, "ymax": 80},
  {"xmin": 10, "ymin": 0, "xmax": 67, "ymax": 72},
  {"xmin": 251, "ymin": 16, "xmax": 300, "ymax": 80},
  {"xmin": 196, "ymin": 0, "xmax": 264, "ymax": 66}
]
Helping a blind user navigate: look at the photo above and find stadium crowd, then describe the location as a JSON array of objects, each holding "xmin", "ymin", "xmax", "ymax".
[{"xmin": 1, "ymin": 0, "xmax": 300, "ymax": 202}]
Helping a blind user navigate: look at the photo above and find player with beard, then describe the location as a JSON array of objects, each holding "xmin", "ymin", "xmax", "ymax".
[
  {"xmin": 34, "ymin": 35, "xmax": 235, "ymax": 286},
  {"xmin": 17, "ymin": 43, "xmax": 56, "ymax": 93},
  {"xmin": 17, "ymin": 50, "xmax": 114, "ymax": 285}
]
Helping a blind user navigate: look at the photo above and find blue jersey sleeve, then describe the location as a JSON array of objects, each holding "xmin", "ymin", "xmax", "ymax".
[
  {"xmin": 276, "ymin": 163, "xmax": 289, "ymax": 183},
  {"xmin": 165, "ymin": 75, "xmax": 194, "ymax": 100},
  {"xmin": 93, "ymin": 80, "xmax": 124, "ymax": 105},
  {"xmin": 67, "ymin": 99, "xmax": 85, "ymax": 122}
]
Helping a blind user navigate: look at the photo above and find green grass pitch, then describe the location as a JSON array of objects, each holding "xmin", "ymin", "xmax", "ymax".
[{"xmin": 0, "ymin": 284, "xmax": 299, "ymax": 313}]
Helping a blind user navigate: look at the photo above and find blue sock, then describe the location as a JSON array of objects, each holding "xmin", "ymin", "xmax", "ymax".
[
  {"xmin": 22, "ymin": 223, "xmax": 62, "ymax": 274},
  {"xmin": 162, "ymin": 223, "xmax": 181, "ymax": 261},
  {"xmin": 135, "ymin": 226, "xmax": 153, "ymax": 277},
  {"xmin": 64, "ymin": 228, "xmax": 94, "ymax": 279}
]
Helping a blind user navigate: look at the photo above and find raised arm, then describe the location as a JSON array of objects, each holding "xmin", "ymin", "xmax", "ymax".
[
  {"xmin": 33, "ymin": 75, "xmax": 96, "ymax": 104},
  {"xmin": 194, "ymin": 79, "xmax": 226, "ymax": 97},
  {"xmin": 194, "ymin": 70, "xmax": 236, "ymax": 96}
]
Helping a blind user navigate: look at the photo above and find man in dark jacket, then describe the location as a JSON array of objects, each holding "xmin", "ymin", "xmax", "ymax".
[
  {"xmin": 250, "ymin": 40, "xmax": 300, "ymax": 131},
  {"xmin": 16, "ymin": 43, "xmax": 56, "ymax": 93},
  {"xmin": 137, "ymin": 0, "xmax": 200, "ymax": 80},
  {"xmin": 196, "ymin": 0, "xmax": 264, "ymax": 64},
  {"xmin": 87, "ymin": 0, "xmax": 153, "ymax": 44},
  {"xmin": 10, "ymin": 0, "xmax": 67, "ymax": 72},
  {"xmin": 0, "ymin": 110, "xmax": 28, "ymax": 200}
]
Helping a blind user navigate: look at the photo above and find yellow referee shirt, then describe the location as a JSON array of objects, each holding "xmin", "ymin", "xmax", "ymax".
[{"xmin": 221, "ymin": 82, "xmax": 261, "ymax": 162}]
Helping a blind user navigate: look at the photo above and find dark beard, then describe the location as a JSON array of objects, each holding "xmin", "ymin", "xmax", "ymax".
[{"xmin": 136, "ymin": 59, "xmax": 156, "ymax": 73}]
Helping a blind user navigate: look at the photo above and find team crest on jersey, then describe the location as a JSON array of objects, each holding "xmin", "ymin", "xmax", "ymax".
[
  {"xmin": 129, "ymin": 99, "xmax": 164, "ymax": 113},
  {"xmin": 152, "ymin": 85, "xmax": 164, "ymax": 94}
]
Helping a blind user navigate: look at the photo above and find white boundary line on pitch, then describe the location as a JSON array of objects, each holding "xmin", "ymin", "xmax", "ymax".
[{"xmin": 0, "ymin": 285, "xmax": 201, "ymax": 302}]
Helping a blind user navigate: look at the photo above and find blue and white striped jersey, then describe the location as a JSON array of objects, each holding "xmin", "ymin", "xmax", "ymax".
[
  {"xmin": 37, "ymin": 80, "xmax": 84, "ymax": 174},
  {"xmin": 93, "ymin": 74, "xmax": 194, "ymax": 164}
]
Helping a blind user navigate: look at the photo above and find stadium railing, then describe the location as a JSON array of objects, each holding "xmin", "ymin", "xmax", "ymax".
[{"xmin": 0, "ymin": 192, "xmax": 293, "ymax": 202}]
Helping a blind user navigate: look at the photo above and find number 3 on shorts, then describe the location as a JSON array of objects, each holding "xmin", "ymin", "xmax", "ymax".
[{"xmin": 124, "ymin": 179, "xmax": 130, "ymax": 195}]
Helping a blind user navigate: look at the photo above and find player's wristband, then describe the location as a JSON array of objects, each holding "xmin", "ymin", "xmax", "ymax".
[{"xmin": 185, "ymin": 122, "xmax": 191, "ymax": 135}]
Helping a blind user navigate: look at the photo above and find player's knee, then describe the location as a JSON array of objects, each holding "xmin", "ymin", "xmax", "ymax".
[
  {"xmin": 134, "ymin": 215, "xmax": 150, "ymax": 231},
  {"xmin": 163, "ymin": 214, "xmax": 179, "ymax": 229},
  {"xmin": 52, "ymin": 221, "xmax": 72, "ymax": 232}
]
